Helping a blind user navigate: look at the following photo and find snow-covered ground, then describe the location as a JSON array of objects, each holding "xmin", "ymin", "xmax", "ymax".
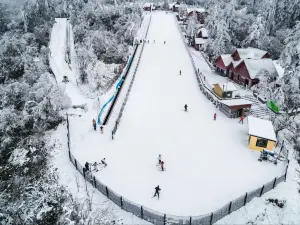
[
  {"xmin": 49, "ymin": 18, "xmax": 88, "ymax": 107},
  {"xmin": 48, "ymin": 17, "xmax": 151, "ymax": 224},
  {"xmin": 69, "ymin": 11, "xmax": 284, "ymax": 216}
]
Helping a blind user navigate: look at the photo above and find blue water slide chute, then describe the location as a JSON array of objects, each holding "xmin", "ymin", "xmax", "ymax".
[{"xmin": 97, "ymin": 56, "xmax": 133, "ymax": 125}]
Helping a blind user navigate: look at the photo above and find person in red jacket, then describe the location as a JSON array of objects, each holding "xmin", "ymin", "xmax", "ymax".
[
  {"xmin": 239, "ymin": 116, "xmax": 244, "ymax": 124},
  {"xmin": 214, "ymin": 113, "xmax": 217, "ymax": 120},
  {"xmin": 161, "ymin": 161, "xmax": 165, "ymax": 171}
]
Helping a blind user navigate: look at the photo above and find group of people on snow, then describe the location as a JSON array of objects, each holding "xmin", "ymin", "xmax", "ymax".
[
  {"xmin": 84, "ymin": 158, "xmax": 107, "ymax": 173},
  {"xmin": 92, "ymin": 119, "xmax": 104, "ymax": 133}
]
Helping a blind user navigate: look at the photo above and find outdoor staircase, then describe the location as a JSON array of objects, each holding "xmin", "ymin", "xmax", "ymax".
[{"xmin": 243, "ymin": 95, "xmax": 276, "ymax": 120}]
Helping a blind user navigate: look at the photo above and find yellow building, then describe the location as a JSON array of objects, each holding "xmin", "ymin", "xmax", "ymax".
[
  {"xmin": 248, "ymin": 116, "xmax": 277, "ymax": 151},
  {"xmin": 213, "ymin": 82, "xmax": 237, "ymax": 99}
]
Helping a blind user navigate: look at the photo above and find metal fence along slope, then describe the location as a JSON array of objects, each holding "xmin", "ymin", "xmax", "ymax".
[{"xmin": 65, "ymin": 13, "xmax": 290, "ymax": 225}]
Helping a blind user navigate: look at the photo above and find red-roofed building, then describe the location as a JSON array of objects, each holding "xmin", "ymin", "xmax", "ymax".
[{"xmin": 215, "ymin": 48, "xmax": 277, "ymax": 87}]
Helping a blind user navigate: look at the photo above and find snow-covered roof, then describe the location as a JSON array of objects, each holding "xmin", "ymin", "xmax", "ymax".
[
  {"xmin": 217, "ymin": 82, "xmax": 237, "ymax": 91},
  {"xmin": 143, "ymin": 2, "xmax": 153, "ymax": 7},
  {"xmin": 220, "ymin": 54, "xmax": 233, "ymax": 67},
  {"xmin": 244, "ymin": 59, "xmax": 277, "ymax": 79},
  {"xmin": 220, "ymin": 99, "xmax": 253, "ymax": 106},
  {"xmin": 236, "ymin": 48, "xmax": 268, "ymax": 60},
  {"xmin": 197, "ymin": 27, "xmax": 208, "ymax": 37},
  {"xmin": 169, "ymin": 2, "xmax": 180, "ymax": 8},
  {"xmin": 187, "ymin": 7, "xmax": 206, "ymax": 14},
  {"xmin": 248, "ymin": 116, "xmax": 277, "ymax": 141},
  {"xmin": 195, "ymin": 38, "xmax": 207, "ymax": 44},
  {"xmin": 273, "ymin": 60, "xmax": 285, "ymax": 78},
  {"xmin": 232, "ymin": 59, "xmax": 243, "ymax": 68}
]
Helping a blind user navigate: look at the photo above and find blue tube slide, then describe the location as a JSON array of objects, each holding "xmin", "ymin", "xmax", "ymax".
[{"xmin": 97, "ymin": 56, "xmax": 133, "ymax": 125}]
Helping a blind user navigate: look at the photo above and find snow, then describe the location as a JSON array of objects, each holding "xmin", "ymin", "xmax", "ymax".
[
  {"xmin": 236, "ymin": 48, "xmax": 268, "ymax": 60},
  {"xmin": 221, "ymin": 54, "xmax": 233, "ymax": 67},
  {"xmin": 197, "ymin": 27, "xmax": 208, "ymax": 37},
  {"xmin": 244, "ymin": 58, "xmax": 277, "ymax": 79},
  {"xmin": 217, "ymin": 82, "xmax": 237, "ymax": 91},
  {"xmin": 187, "ymin": 7, "xmax": 206, "ymax": 14},
  {"xmin": 273, "ymin": 60, "xmax": 285, "ymax": 78},
  {"xmin": 48, "ymin": 124, "xmax": 151, "ymax": 225},
  {"xmin": 248, "ymin": 116, "xmax": 277, "ymax": 141},
  {"xmin": 69, "ymin": 12, "xmax": 284, "ymax": 216},
  {"xmin": 49, "ymin": 18, "xmax": 88, "ymax": 106},
  {"xmin": 195, "ymin": 38, "xmax": 207, "ymax": 44},
  {"xmin": 220, "ymin": 99, "xmax": 253, "ymax": 106}
]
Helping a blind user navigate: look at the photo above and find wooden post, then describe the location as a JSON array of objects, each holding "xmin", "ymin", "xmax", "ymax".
[
  {"xmin": 228, "ymin": 201, "xmax": 232, "ymax": 214},
  {"xmin": 93, "ymin": 176, "xmax": 96, "ymax": 188},
  {"xmin": 210, "ymin": 212, "xmax": 213, "ymax": 225},
  {"xmin": 106, "ymin": 186, "xmax": 109, "ymax": 197},
  {"xmin": 273, "ymin": 177, "xmax": 277, "ymax": 188},
  {"xmin": 244, "ymin": 192, "xmax": 248, "ymax": 206},
  {"xmin": 74, "ymin": 159, "xmax": 78, "ymax": 170},
  {"xmin": 141, "ymin": 206, "xmax": 144, "ymax": 219},
  {"xmin": 260, "ymin": 185, "xmax": 265, "ymax": 197},
  {"xmin": 120, "ymin": 196, "xmax": 123, "ymax": 209}
]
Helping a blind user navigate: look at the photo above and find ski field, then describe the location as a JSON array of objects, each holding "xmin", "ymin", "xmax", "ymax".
[{"xmin": 68, "ymin": 11, "xmax": 284, "ymax": 216}]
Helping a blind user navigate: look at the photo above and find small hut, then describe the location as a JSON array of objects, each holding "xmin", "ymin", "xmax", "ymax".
[
  {"xmin": 213, "ymin": 82, "xmax": 237, "ymax": 99},
  {"xmin": 248, "ymin": 116, "xmax": 277, "ymax": 151},
  {"xmin": 219, "ymin": 99, "xmax": 252, "ymax": 118}
]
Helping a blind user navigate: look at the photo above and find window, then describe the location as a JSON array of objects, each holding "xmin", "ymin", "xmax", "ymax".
[
  {"xmin": 256, "ymin": 138, "xmax": 268, "ymax": 148},
  {"xmin": 237, "ymin": 74, "xmax": 240, "ymax": 80}
]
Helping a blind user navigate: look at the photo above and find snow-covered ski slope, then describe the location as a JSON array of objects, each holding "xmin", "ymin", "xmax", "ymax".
[
  {"xmin": 100, "ymin": 13, "xmax": 152, "ymax": 126},
  {"xmin": 70, "ymin": 11, "xmax": 284, "ymax": 216},
  {"xmin": 49, "ymin": 18, "xmax": 86, "ymax": 106}
]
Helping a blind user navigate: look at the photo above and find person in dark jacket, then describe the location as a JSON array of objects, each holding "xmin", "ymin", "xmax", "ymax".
[
  {"xmin": 153, "ymin": 185, "xmax": 161, "ymax": 199},
  {"xmin": 92, "ymin": 119, "xmax": 96, "ymax": 131},
  {"xmin": 184, "ymin": 104, "xmax": 188, "ymax": 112},
  {"xmin": 100, "ymin": 126, "xmax": 104, "ymax": 134},
  {"xmin": 161, "ymin": 161, "xmax": 165, "ymax": 171},
  {"xmin": 85, "ymin": 162, "xmax": 90, "ymax": 171}
]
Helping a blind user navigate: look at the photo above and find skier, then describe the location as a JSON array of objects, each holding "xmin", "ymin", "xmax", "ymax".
[
  {"xmin": 161, "ymin": 160, "xmax": 165, "ymax": 171},
  {"xmin": 179, "ymin": 70, "xmax": 181, "ymax": 75},
  {"xmin": 214, "ymin": 113, "xmax": 217, "ymax": 120},
  {"xmin": 92, "ymin": 119, "xmax": 96, "ymax": 131},
  {"xmin": 158, "ymin": 154, "xmax": 162, "ymax": 165},
  {"xmin": 204, "ymin": 76, "xmax": 206, "ymax": 81},
  {"xmin": 148, "ymin": 40, "xmax": 149, "ymax": 43},
  {"xmin": 101, "ymin": 158, "xmax": 107, "ymax": 167},
  {"xmin": 238, "ymin": 116, "xmax": 244, "ymax": 124},
  {"xmin": 164, "ymin": 41, "xmax": 166, "ymax": 44},
  {"xmin": 100, "ymin": 125, "xmax": 104, "ymax": 134},
  {"xmin": 85, "ymin": 162, "xmax": 90, "ymax": 171},
  {"xmin": 184, "ymin": 104, "xmax": 188, "ymax": 112},
  {"xmin": 153, "ymin": 185, "xmax": 161, "ymax": 199}
]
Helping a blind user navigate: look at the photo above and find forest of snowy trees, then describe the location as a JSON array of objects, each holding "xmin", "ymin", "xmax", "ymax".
[{"xmin": 0, "ymin": 0, "xmax": 142, "ymax": 223}]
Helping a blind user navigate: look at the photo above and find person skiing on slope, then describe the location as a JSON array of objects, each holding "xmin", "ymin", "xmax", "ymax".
[
  {"xmin": 153, "ymin": 185, "xmax": 161, "ymax": 199},
  {"xmin": 184, "ymin": 104, "xmax": 188, "ymax": 112},
  {"xmin": 164, "ymin": 41, "xmax": 166, "ymax": 44},
  {"xmin": 101, "ymin": 158, "xmax": 107, "ymax": 167},
  {"xmin": 100, "ymin": 126, "xmax": 104, "ymax": 134},
  {"xmin": 214, "ymin": 113, "xmax": 217, "ymax": 120},
  {"xmin": 161, "ymin": 160, "xmax": 165, "ymax": 171},
  {"xmin": 179, "ymin": 70, "xmax": 181, "ymax": 75},
  {"xmin": 92, "ymin": 119, "xmax": 96, "ymax": 131},
  {"xmin": 158, "ymin": 154, "xmax": 162, "ymax": 165},
  {"xmin": 238, "ymin": 116, "xmax": 244, "ymax": 124}
]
